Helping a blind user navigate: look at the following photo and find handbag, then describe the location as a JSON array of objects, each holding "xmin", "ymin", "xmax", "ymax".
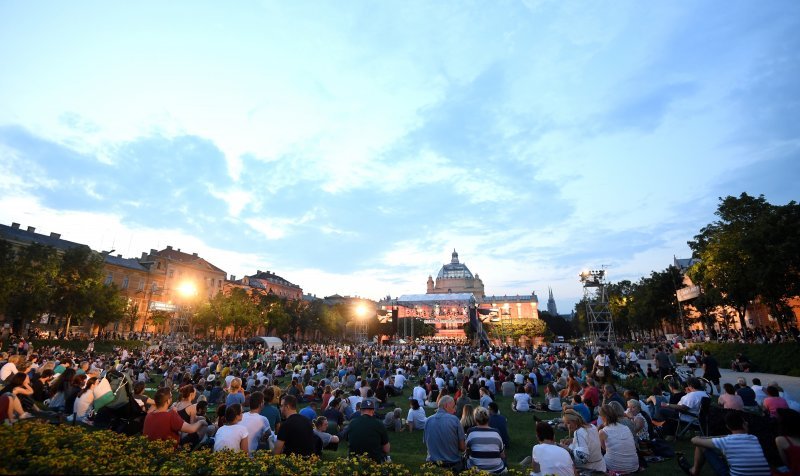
[{"xmin": 595, "ymin": 369, "xmax": 605, "ymax": 378}]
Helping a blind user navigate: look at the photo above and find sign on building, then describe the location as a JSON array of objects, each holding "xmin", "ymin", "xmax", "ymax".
[{"xmin": 676, "ymin": 285, "xmax": 701, "ymax": 302}]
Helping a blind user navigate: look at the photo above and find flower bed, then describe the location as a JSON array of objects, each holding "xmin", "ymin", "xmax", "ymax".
[{"xmin": 0, "ymin": 421, "xmax": 523, "ymax": 475}]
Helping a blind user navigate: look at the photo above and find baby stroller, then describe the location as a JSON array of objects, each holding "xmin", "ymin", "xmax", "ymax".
[{"xmin": 92, "ymin": 370, "xmax": 146, "ymax": 435}]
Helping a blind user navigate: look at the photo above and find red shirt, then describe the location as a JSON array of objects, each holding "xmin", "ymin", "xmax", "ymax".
[
  {"xmin": 143, "ymin": 410, "xmax": 185, "ymax": 445},
  {"xmin": 583, "ymin": 386, "xmax": 600, "ymax": 407}
]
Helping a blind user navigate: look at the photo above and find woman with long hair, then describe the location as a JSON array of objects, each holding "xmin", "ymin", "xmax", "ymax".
[
  {"xmin": 598, "ymin": 404, "xmax": 639, "ymax": 474},
  {"xmin": 47, "ymin": 368, "xmax": 76, "ymax": 412},
  {"xmin": 73, "ymin": 377, "xmax": 97, "ymax": 424},
  {"xmin": 460, "ymin": 403, "xmax": 476, "ymax": 433},
  {"xmin": 64, "ymin": 374, "xmax": 87, "ymax": 416},
  {"xmin": 558, "ymin": 409, "xmax": 606, "ymax": 474}
]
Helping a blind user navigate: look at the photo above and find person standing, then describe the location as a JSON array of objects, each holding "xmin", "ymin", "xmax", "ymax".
[
  {"xmin": 655, "ymin": 347, "xmax": 672, "ymax": 380},
  {"xmin": 273, "ymin": 395, "xmax": 315, "ymax": 456},
  {"xmin": 701, "ymin": 350, "xmax": 722, "ymax": 394},
  {"xmin": 424, "ymin": 395, "xmax": 466, "ymax": 471},
  {"xmin": 346, "ymin": 399, "xmax": 389, "ymax": 463}
]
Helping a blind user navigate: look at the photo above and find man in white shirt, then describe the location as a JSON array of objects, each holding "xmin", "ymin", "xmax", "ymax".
[
  {"xmin": 530, "ymin": 421, "xmax": 574, "ymax": 476},
  {"xmin": 394, "ymin": 371, "xmax": 406, "ymax": 392},
  {"xmin": 240, "ymin": 392, "xmax": 272, "ymax": 453},
  {"xmin": 661, "ymin": 377, "xmax": 708, "ymax": 435},
  {"xmin": 412, "ymin": 382, "xmax": 427, "ymax": 408}
]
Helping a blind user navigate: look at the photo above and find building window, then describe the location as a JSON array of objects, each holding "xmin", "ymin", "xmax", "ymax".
[
  {"xmin": 122, "ymin": 276, "xmax": 129, "ymax": 290},
  {"xmin": 104, "ymin": 273, "xmax": 113, "ymax": 285},
  {"xmin": 137, "ymin": 279, "xmax": 145, "ymax": 291},
  {"xmin": 169, "ymin": 269, "xmax": 174, "ymax": 278},
  {"xmin": 151, "ymin": 282, "xmax": 158, "ymax": 292}
]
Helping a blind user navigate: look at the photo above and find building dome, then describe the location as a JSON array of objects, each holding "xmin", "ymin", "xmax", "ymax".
[{"xmin": 436, "ymin": 249, "xmax": 475, "ymax": 280}]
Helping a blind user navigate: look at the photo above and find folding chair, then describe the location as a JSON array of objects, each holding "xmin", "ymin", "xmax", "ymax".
[{"xmin": 676, "ymin": 396, "xmax": 710, "ymax": 438}]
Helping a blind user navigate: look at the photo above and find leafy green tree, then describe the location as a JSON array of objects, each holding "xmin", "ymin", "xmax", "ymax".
[
  {"xmin": 148, "ymin": 310, "xmax": 172, "ymax": 333},
  {"xmin": 3, "ymin": 243, "xmax": 60, "ymax": 332},
  {"xmin": 122, "ymin": 301, "xmax": 140, "ymax": 333},
  {"xmin": 51, "ymin": 246, "xmax": 106, "ymax": 335},
  {"xmin": 688, "ymin": 193, "xmax": 799, "ymax": 332},
  {"xmin": 539, "ymin": 311, "xmax": 575, "ymax": 340},
  {"xmin": 90, "ymin": 283, "xmax": 128, "ymax": 332}
]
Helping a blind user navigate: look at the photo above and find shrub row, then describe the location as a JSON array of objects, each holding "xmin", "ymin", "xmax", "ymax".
[
  {"xmin": 0, "ymin": 421, "xmax": 523, "ymax": 475},
  {"xmin": 681, "ymin": 342, "xmax": 800, "ymax": 377}
]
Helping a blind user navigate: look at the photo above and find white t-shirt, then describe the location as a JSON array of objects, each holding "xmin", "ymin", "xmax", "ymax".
[
  {"xmin": 213, "ymin": 423, "xmax": 249, "ymax": 452},
  {"xmin": 677, "ymin": 390, "xmax": 708, "ymax": 422},
  {"xmin": 240, "ymin": 412, "xmax": 271, "ymax": 453},
  {"xmin": 513, "ymin": 393, "xmax": 531, "ymax": 411},
  {"xmin": 532, "ymin": 443, "xmax": 574, "ymax": 476},
  {"xmin": 412, "ymin": 386, "xmax": 427, "ymax": 407},
  {"xmin": 394, "ymin": 373, "xmax": 405, "ymax": 389},
  {"xmin": 0, "ymin": 362, "xmax": 18, "ymax": 382}
]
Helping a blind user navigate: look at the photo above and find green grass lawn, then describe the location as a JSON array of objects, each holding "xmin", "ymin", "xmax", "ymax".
[{"xmin": 303, "ymin": 378, "xmax": 710, "ymax": 475}]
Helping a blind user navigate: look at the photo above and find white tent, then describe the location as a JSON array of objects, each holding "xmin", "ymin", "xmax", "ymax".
[{"xmin": 247, "ymin": 336, "xmax": 283, "ymax": 350}]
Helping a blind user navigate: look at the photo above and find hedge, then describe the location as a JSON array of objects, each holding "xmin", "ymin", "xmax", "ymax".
[
  {"xmin": 679, "ymin": 342, "xmax": 800, "ymax": 377},
  {"xmin": 0, "ymin": 421, "xmax": 525, "ymax": 476},
  {"xmin": 28, "ymin": 339, "xmax": 148, "ymax": 354}
]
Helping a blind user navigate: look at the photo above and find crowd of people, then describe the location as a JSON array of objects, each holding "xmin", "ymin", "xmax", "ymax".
[{"xmin": 1, "ymin": 331, "xmax": 799, "ymax": 475}]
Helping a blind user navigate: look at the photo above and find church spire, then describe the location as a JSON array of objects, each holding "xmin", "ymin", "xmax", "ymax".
[{"xmin": 547, "ymin": 286, "xmax": 558, "ymax": 316}]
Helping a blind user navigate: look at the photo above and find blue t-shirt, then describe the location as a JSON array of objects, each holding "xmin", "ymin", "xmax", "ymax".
[
  {"xmin": 573, "ymin": 403, "xmax": 591, "ymax": 423},
  {"xmin": 260, "ymin": 403, "xmax": 280, "ymax": 430},
  {"xmin": 298, "ymin": 406, "xmax": 317, "ymax": 421},
  {"xmin": 424, "ymin": 409, "xmax": 465, "ymax": 463},
  {"xmin": 225, "ymin": 392, "xmax": 245, "ymax": 407}
]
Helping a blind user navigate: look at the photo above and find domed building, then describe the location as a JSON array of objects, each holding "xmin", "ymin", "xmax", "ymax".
[{"xmin": 426, "ymin": 249, "xmax": 485, "ymax": 298}]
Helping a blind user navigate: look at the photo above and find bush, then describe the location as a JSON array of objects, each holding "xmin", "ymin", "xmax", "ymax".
[
  {"xmin": 29, "ymin": 339, "xmax": 148, "ymax": 354},
  {"xmin": 679, "ymin": 342, "xmax": 800, "ymax": 377},
  {"xmin": 0, "ymin": 421, "xmax": 524, "ymax": 475}
]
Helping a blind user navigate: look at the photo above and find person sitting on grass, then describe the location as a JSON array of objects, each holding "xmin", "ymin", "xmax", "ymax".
[
  {"xmin": 677, "ymin": 410, "xmax": 770, "ymax": 476},
  {"xmin": 213, "ymin": 403, "xmax": 248, "ymax": 453},
  {"xmin": 512, "ymin": 384, "xmax": 531, "ymax": 412},
  {"xmin": 465, "ymin": 406, "xmax": 506, "ymax": 474},
  {"xmin": 406, "ymin": 398, "xmax": 427, "ymax": 431},
  {"xmin": 529, "ymin": 421, "xmax": 574, "ymax": 476},
  {"xmin": 545, "ymin": 384, "xmax": 562, "ymax": 412}
]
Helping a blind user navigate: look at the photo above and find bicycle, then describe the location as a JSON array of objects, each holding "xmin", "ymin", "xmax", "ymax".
[{"xmin": 663, "ymin": 366, "xmax": 716, "ymax": 396}]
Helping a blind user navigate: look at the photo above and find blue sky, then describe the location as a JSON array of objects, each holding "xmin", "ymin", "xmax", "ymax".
[{"xmin": 1, "ymin": 1, "xmax": 798, "ymax": 312}]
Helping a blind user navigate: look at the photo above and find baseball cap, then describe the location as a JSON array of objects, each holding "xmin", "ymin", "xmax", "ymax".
[{"xmin": 360, "ymin": 399, "xmax": 376, "ymax": 410}]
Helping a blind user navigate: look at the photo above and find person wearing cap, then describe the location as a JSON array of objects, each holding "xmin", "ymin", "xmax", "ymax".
[{"xmin": 346, "ymin": 398, "xmax": 390, "ymax": 463}]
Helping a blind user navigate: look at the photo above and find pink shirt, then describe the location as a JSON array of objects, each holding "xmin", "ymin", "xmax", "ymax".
[
  {"xmin": 763, "ymin": 396, "xmax": 788, "ymax": 417},
  {"xmin": 717, "ymin": 393, "xmax": 744, "ymax": 411}
]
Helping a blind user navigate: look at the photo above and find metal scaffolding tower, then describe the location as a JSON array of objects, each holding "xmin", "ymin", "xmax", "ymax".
[
  {"xmin": 170, "ymin": 305, "xmax": 191, "ymax": 337},
  {"xmin": 579, "ymin": 268, "xmax": 616, "ymax": 349}
]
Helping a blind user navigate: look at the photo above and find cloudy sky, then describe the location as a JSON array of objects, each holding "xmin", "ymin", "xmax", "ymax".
[{"xmin": 1, "ymin": 1, "xmax": 798, "ymax": 312}]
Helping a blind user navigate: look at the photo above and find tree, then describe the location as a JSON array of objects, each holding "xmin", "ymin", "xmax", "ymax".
[
  {"xmin": 90, "ymin": 282, "xmax": 127, "ymax": 332},
  {"xmin": 688, "ymin": 193, "xmax": 799, "ymax": 332},
  {"xmin": 122, "ymin": 301, "xmax": 140, "ymax": 333},
  {"xmin": 51, "ymin": 246, "xmax": 106, "ymax": 335},
  {"xmin": 148, "ymin": 310, "xmax": 172, "ymax": 334},
  {"xmin": 539, "ymin": 311, "xmax": 575, "ymax": 340},
  {"xmin": 2, "ymin": 243, "xmax": 60, "ymax": 332}
]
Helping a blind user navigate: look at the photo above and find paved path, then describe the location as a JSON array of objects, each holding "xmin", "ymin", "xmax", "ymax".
[{"xmin": 637, "ymin": 359, "xmax": 800, "ymax": 399}]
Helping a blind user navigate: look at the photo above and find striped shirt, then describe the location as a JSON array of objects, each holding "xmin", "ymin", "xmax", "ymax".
[
  {"xmin": 466, "ymin": 426, "xmax": 505, "ymax": 473},
  {"xmin": 712, "ymin": 433, "xmax": 770, "ymax": 476}
]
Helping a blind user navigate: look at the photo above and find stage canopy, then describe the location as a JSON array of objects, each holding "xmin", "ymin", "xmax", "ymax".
[{"xmin": 395, "ymin": 293, "xmax": 477, "ymax": 307}]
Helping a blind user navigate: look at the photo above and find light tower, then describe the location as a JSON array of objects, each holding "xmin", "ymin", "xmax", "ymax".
[
  {"xmin": 170, "ymin": 281, "xmax": 197, "ymax": 338},
  {"xmin": 579, "ymin": 268, "xmax": 616, "ymax": 350}
]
